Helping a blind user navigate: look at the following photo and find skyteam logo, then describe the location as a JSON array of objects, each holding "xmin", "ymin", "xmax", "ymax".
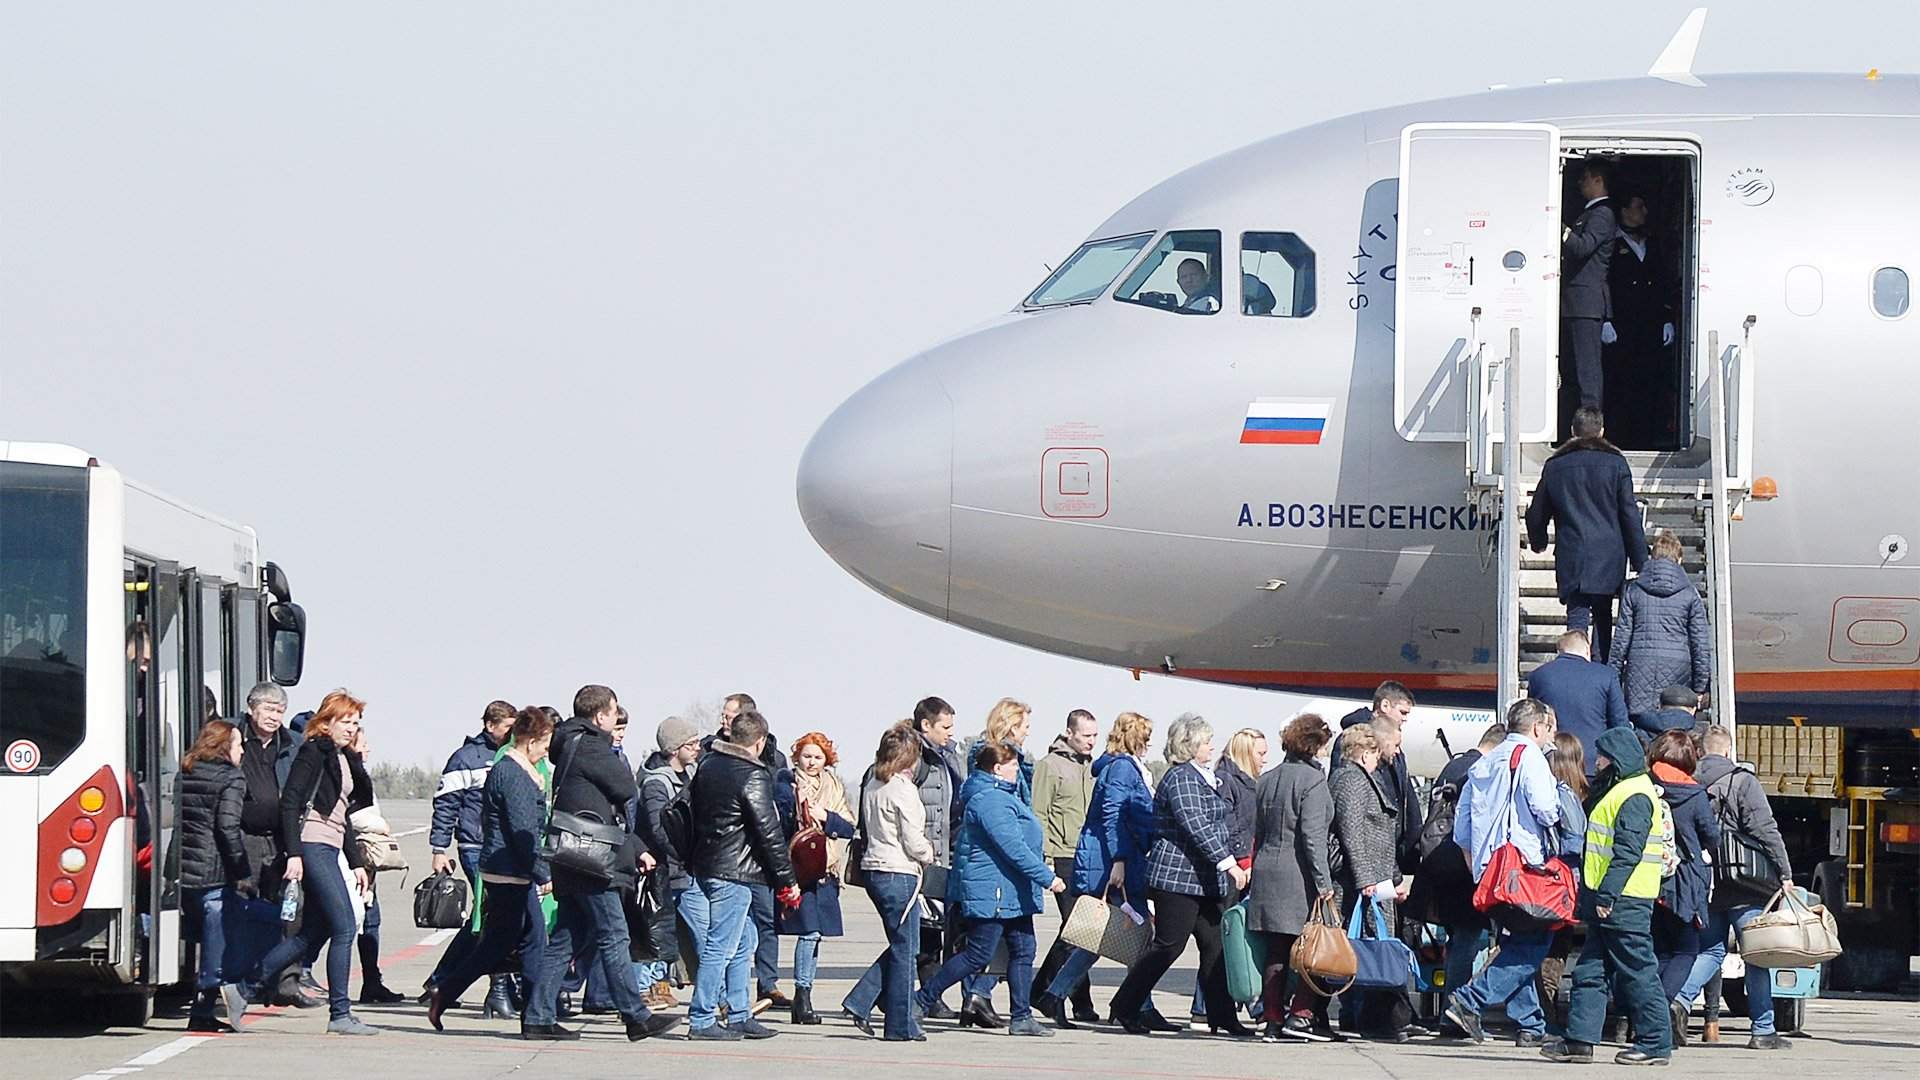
[{"xmin": 1725, "ymin": 167, "xmax": 1775, "ymax": 206}]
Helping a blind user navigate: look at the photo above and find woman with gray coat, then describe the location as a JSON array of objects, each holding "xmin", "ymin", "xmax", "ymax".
[
  {"xmin": 1330, "ymin": 724, "xmax": 1410, "ymax": 1042},
  {"xmin": 1247, "ymin": 715, "xmax": 1339, "ymax": 1042},
  {"xmin": 1608, "ymin": 531, "xmax": 1711, "ymax": 718}
]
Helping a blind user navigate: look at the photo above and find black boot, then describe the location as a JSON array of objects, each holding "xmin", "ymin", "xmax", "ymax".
[
  {"xmin": 357, "ymin": 936, "xmax": 403, "ymax": 1004},
  {"xmin": 484, "ymin": 977, "xmax": 520, "ymax": 1020},
  {"xmin": 961, "ymin": 992, "xmax": 1005, "ymax": 1030},
  {"xmin": 791, "ymin": 986, "xmax": 820, "ymax": 1025}
]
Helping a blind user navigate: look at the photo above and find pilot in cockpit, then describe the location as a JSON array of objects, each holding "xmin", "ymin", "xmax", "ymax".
[{"xmin": 1176, "ymin": 258, "xmax": 1221, "ymax": 313}]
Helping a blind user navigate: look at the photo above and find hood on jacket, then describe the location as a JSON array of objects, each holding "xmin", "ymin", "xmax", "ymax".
[
  {"xmin": 1594, "ymin": 727, "xmax": 1648, "ymax": 779},
  {"xmin": 1693, "ymin": 754, "xmax": 1737, "ymax": 790},
  {"xmin": 1651, "ymin": 761, "xmax": 1705, "ymax": 801},
  {"xmin": 957, "ymin": 767, "xmax": 1014, "ymax": 808},
  {"xmin": 641, "ymin": 748, "xmax": 692, "ymax": 777},
  {"xmin": 1549, "ymin": 434, "xmax": 1624, "ymax": 460},
  {"xmin": 1047, "ymin": 734, "xmax": 1091, "ymax": 764},
  {"xmin": 1635, "ymin": 558, "xmax": 1694, "ymax": 599}
]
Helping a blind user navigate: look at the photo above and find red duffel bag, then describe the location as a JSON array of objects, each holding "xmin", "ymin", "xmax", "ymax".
[{"xmin": 1471, "ymin": 746, "xmax": 1579, "ymax": 931}]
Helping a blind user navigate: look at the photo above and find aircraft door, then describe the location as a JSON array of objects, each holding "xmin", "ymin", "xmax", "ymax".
[{"xmin": 1394, "ymin": 123, "xmax": 1561, "ymax": 442}]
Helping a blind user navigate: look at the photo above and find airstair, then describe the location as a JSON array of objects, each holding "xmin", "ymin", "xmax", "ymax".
[{"xmin": 1465, "ymin": 322, "xmax": 1755, "ymax": 729}]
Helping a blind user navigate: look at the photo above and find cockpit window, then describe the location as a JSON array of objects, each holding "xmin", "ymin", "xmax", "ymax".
[
  {"xmin": 1023, "ymin": 233, "xmax": 1154, "ymax": 308},
  {"xmin": 1114, "ymin": 231, "xmax": 1223, "ymax": 315},
  {"xmin": 1241, "ymin": 232, "xmax": 1316, "ymax": 317}
]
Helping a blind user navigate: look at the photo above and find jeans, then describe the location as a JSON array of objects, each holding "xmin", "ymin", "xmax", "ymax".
[
  {"xmin": 635, "ymin": 883, "xmax": 686, "ymax": 991},
  {"xmin": 1565, "ymin": 593, "xmax": 1615, "ymax": 662},
  {"xmin": 1444, "ymin": 923, "xmax": 1488, "ymax": 998},
  {"xmin": 250, "ymin": 843, "xmax": 360, "ymax": 1020},
  {"xmin": 436, "ymin": 882, "xmax": 544, "ymax": 1004},
  {"xmin": 185, "ymin": 886, "xmax": 279, "ymax": 1004},
  {"xmin": 681, "ymin": 878, "xmax": 755, "ymax": 1030},
  {"xmin": 531, "ymin": 888, "xmax": 649, "ymax": 1026},
  {"xmin": 1047, "ymin": 946, "xmax": 1097, "ymax": 1001},
  {"xmin": 749, "ymin": 881, "xmax": 779, "ymax": 994},
  {"xmin": 918, "ymin": 915, "xmax": 1036, "ymax": 1022},
  {"xmin": 1111, "ymin": 890, "xmax": 1233, "ymax": 1025},
  {"xmin": 1653, "ymin": 907, "xmax": 1703, "ymax": 1001},
  {"xmin": 844, "ymin": 872, "xmax": 921, "ymax": 1039},
  {"xmin": 1453, "ymin": 926, "xmax": 1550, "ymax": 1034},
  {"xmin": 1567, "ymin": 897, "xmax": 1668, "ymax": 1055},
  {"xmin": 1677, "ymin": 905, "xmax": 1776, "ymax": 1035},
  {"xmin": 794, "ymin": 932, "xmax": 823, "ymax": 988}
]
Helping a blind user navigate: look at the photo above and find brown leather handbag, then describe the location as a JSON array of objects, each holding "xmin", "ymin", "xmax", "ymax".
[
  {"xmin": 788, "ymin": 800, "xmax": 829, "ymax": 888},
  {"xmin": 1291, "ymin": 895, "xmax": 1358, "ymax": 996}
]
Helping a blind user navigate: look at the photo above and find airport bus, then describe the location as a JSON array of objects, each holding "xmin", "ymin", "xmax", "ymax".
[{"xmin": 0, "ymin": 442, "xmax": 307, "ymax": 1022}]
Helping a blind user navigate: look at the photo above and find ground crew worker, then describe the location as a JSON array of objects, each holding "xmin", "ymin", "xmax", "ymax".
[{"xmin": 1542, "ymin": 727, "xmax": 1672, "ymax": 1066}]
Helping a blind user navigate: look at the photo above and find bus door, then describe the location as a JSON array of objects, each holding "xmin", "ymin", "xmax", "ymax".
[{"xmin": 134, "ymin": 562, "xmax": 185, "ymax": 986}]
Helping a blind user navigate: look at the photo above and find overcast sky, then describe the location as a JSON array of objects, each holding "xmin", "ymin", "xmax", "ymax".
[{"xmin": 3, "ymin": 3, "xmax": 1907, "ymax": 767}]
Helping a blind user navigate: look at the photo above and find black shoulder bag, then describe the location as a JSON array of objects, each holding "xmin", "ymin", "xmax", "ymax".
[{"xmin": 542, "ymin": 733, "xmax": 631, "ymax": 883}]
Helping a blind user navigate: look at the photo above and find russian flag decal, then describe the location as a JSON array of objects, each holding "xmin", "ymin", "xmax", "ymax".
[{"xmin": 1240, "ymin": 399, "xmax": 1331, "ymax": 445}]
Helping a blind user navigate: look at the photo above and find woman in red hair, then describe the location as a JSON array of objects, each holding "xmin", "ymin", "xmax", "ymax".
[{"xmin": 774, "ymin": 731, "xmax": 856, "ymax": 1024}]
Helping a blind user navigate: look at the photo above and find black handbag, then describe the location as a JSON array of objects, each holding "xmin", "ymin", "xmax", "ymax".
[
  {"xmin": 541, "ymin": 733, "xmax": 632, "ymax": 882},
  {"xmin": 413, "ymin": 869, "xmax": 470, "ymax": 929},
  {"xmin": 1708, "ymin": 767, "xmax": 1782, "ymax": 907}
]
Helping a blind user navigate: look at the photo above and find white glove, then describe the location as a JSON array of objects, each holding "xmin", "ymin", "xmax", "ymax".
[
  {"xmin": 1661, "ymin": 322, "xmax": 1676, "ymax": 347},
  {"xmin": 1600, "ymin": 321, "xmax": 1618, "ymax": 345}
]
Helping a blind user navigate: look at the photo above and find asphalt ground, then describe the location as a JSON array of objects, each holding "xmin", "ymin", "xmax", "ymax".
[{"xmin": 5, "ymin": 799, "xmax": 1916, "ymax": 1079}]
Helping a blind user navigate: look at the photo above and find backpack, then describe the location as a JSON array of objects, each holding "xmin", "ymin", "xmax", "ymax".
[
  {"xmin": 1654, "ymin": 795, "xmax": 1679, "ymax": 879},
  {"xmin": 1418, "ymin": 778, "xmax": 1464, "ymax": 862}
]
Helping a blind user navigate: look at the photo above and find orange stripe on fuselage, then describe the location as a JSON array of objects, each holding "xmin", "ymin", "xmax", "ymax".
[{"xmin": 1182, "ymin": 669, "xmax": 1920, "ymax": 693}]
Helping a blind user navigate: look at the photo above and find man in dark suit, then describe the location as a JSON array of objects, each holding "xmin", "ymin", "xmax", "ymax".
[
  {"xmin": 1526, "ymin": 407, "xmax": 1648, "ymax": 660},
  {"xmin": 1603, "ymin": 194, "xmax": 1679, "ymax": 447},
  {"xmin": 1561, "ymin": 159, "xmax": 1618, "ymax": 428},
  {"xmin": 1526, "ymin": 631, "xmax": 1629, "ymax": 777}
]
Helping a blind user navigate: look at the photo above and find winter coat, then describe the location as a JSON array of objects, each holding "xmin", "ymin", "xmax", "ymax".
[
  {"xmin": 1330, "ymin": 764, "xmax": 1401, "ymax": 923},
  {"xmin": 549, "ymin": 717, "xmax": 644, "ymax": 894},
  {"xmin": 1609, "ymin": 557, "xmax": 1712, "ymax": 717},
  {"xmin": 686, "ymin": 739, "xmax": 797, "ymax": 890},
  {"xmin": 179, "ymin": 759, "xmax": 251, "ymax": 891},
  {"xmin": 1031, "ymin": 736, "xmax": 1094, "ymax": 860},
  {"xmin": 774, "ymin": 766, "xmax": 856, "ymax": 937},
  {"xmin": 1071, "ymin": 753, "xmax": 1156, "ymax": 898},
  {"xmin": 429, "ymin": 729, "xmax": 503, "ymax": 854},
  {"xmin": 1525, "ymin": 437, "xmax": 1649, "ymax": 600},
  {"xmin": 1633, "ymin": 707, "xmax": 1699, "ymax": 744},
  {"xmin": 1144, "ymin": 762, "xmax": 1234, "ymax": 900},
  {"xmin": 637, "ymin": 750, "xmax": 694, "ymax": 890},
  {"xmin": 1215, "ymin": 756, "xmax": 1258, "ymax": 861},
  {"xmin": 914, "ymin": 733, "xmax": 966, "ymax": 866},
  {"xmin": 475, "ymin": 754, "xmax": 551, "ymax": 886},
  {"xmin": 1527, "ymin": 652, "xmax": 1630, "ymax": 775},
  {"xmin": 1653, "ymin": 762, "xmax": 1721, "ymax": 927},
  {"xmin": 1695, "ymin": 754, "xmax": 1792, "ymax": 884},
  {"xmin": 276, "ymin": 735, "xmax": 372, "ymax": 868},
  {"xmin": 948, "ymin": 770, "xmax": 1055, "ymax": 920},
  {"xmin": 1587, "ymin": 728, "xmax": 1658, "ymax": 910},
  {"xmin": 1246, "ymin": 754, "xmax": 1333, "ymax": 936},
  {"xmin": 1330, "ymin": 708, "xmax": 1424, "ymax": 870}
]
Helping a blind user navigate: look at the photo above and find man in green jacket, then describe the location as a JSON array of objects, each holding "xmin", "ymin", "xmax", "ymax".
[
  {"xmin": 1544, "ymin": 726, "xmax": 1671, "ymax": 1066},
  {"xmin": 1028, "ymin": 710, "xmax": 1098, "ymax": 1021}
]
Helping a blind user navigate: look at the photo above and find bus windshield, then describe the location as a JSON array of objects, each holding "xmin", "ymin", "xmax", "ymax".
[{"xmin": 0, "ymin": 462, "xmax": 88, "ymax": 774}]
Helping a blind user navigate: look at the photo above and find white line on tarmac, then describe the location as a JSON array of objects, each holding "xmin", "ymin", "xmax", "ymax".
[
  {"xmin": 415, "ymin": 928, "xmax": 456, "ymax": 947},
  {"xmin": 71, "ymin": 1034, "xmax": 212, "ymax": 1080},
  {"xmin": 393, "ymin": 826, "xmax": 427, "ymax": 838}
]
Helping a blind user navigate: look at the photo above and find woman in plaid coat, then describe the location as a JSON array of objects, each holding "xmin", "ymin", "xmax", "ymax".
[{"xmin": 1106, "ymin": 713, "xmax": 1253, "ymax": 1038}]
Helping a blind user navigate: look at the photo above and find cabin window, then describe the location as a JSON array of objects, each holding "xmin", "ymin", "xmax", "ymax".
[
  {"xmin": 1023, "ymin": 233, "xmax": 1154, "ymax": 308},
  {"xmin": 1872, "ymin": 267, "xmax": 1909, "ymax": 319},
  {"xmin": 1114, "ymin": 231, "xmax": 1223, "ymax": 315},
  {"xmin": 1240, "ymin": 232, "xmax": 1316, "ymax": 317},
  {"xmin": 1784, "ymin": 265, "xmax": 1823, "ymax": 317}
]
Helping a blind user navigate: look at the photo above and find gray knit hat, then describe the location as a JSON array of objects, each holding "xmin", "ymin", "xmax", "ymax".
[{"xmin": 656, "ymin": 715, "xmax": 702, "ymax": 753}]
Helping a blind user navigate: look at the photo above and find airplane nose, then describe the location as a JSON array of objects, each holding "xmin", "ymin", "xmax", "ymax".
[{"xmin": 796, "ymin": 363, "xmax": 953, "ymax": 620}]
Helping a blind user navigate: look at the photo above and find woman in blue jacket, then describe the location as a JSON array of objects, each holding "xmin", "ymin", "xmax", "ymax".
[
  {"xmin": 913, "ymin": 742, "xmax": 1064, "ymax": 1036},
  {"xmin": 429, "ymin": 707, "xmax": 561, "ymax": 1038},
  {"xmin": 1033, "ymin": 712, "xmax": 1164, "ymax": 1030}
]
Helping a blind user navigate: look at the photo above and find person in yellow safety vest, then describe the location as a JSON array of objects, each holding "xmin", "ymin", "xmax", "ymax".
[{"xmin": 1541, "ymin": 727, "xmax": 1673, "ymax": 1067}]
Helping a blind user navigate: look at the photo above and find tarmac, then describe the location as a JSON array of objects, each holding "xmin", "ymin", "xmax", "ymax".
[{"xmin": 5, "ymin": 799, "xmax": 1916, "ymax": 1080}]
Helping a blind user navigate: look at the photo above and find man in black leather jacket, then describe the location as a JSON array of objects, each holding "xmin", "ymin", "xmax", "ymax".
[
  {"xmin": 681, "ymin": 709, "xmax": 800, "ymax": 1041},
  {"xmin": 523, "ymin": 685, "xmax": 680, "ymax": 1043}
]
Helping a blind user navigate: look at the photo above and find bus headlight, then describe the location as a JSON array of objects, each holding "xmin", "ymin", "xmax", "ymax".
[{"xmin": 59, "ymin": 847, "xmax": 87, "ymax": 873}]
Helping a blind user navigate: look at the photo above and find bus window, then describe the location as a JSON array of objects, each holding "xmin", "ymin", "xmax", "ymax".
[
  {"xmin": 0, "ymin": 462, "xmax": 89, "ymax": 774},
  {"xmin": 230, "ymin": 588, "xmax": 261, "ymax": 695},
  {"xmin": 199, "ymin": 581, "xmax": 223, "ymax": 722}
]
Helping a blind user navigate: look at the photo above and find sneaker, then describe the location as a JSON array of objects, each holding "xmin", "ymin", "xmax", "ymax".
[
  {"xmin": 220, "ymin": 983, "xmax": 251, "ymax": 1028},
  {"xmin": 1540, "ymin": 1038, "xmax": 1595, "ymax": 1063},
  {"xmin": 1188, "ymin": 1012, "xmax": 1209, "ymax": 1031},
  {"xmin": 688, "ymin": 1023, "xmax": 744, "ymax": 1041},
  {"xmin": 1748, "ymin": 1033, "xmax": 1792, "ymax": 1051},
  {"xmin": 733, "ymin": 1017, "xmax": 779, "ymax": 1040},
  {"xmin": 1281, "ymin": 1014, "xmax": 1329, "ymax": 1042},
  {"xmin": 326, "ymin": 1015, "xmax": 380, "ymax": 1036},
  {"xmin": 1442, "ymin": 1001, "xmax": 1485, "ymax": 1044},
  {"xmin": 1008, "ymin": 1016, "xmax": 1053, "ymax": 1037},
  {"xmin": 1614, "ymin": 1049, "xmax": 1670, "ymax": 1066},
  {"xmin": 1309, "ymin": 1019, "xmax": 1349, "ymax": 1043}
]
